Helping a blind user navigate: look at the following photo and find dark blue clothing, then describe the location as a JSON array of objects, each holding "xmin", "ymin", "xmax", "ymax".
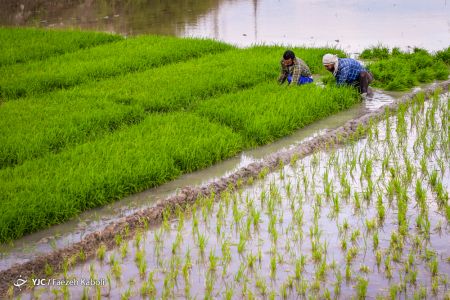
[
  {"xmin": 287, "ymin": 75, "xmax": 314, "ymax": 85},
  {"xmin": 335, "ymin": 58, "xmax": 366, "ymax": 85}
]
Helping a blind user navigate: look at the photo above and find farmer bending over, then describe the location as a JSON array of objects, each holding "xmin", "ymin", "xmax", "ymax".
[
  {"xmin": 278, "ymin": 50, "xmax": 313, "ymax": 85},
  {"xmin": 322, "ymin": 54, "xmax": 373, "ymax": 96}
]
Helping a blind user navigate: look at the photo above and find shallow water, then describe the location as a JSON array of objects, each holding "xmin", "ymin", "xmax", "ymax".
[
  {"xmin": 14, "ymin": 93, "xmax": 449, "ymax": 298},
  {"xmin": 1, "ymin": 0, "xmax": 449, "ymax": 53},
  {"xmin": 0, "ymin": 89, "xmax": 398, "ymax": 273}
]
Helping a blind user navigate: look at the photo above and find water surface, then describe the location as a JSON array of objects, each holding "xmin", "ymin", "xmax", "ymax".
[{"xmin": 1, "ymin": 0, "xmax": 449, "ymax": 53}]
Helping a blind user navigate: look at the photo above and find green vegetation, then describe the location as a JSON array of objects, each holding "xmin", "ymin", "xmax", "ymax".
[
  {"xmin": 196, "ymin": 83, "xmax": 358, "ymax": 145},
  {"xmin": 3, "ymin": 28, "xmax": 448, "ymax": 247},
  {"xmin": 0, "ymin": 27, "xmax": 122, "ymax": 67},
  {"xmin": 0, "ymin": 46, "xmax": 345, "ymax": 170},
  {"xmin": 24, "ymin": 91, "xmax": 449, "ymax": 299},
  {"xmin": 359, "ymin": 45, "xmax": 391, "ymax": 60},
  {"xmin": 0, "ymin": 34, "xmax": 234, "ymax": 99},
  {"xmin": 0, "ymin": 112, "xmax": 242, "ymax": 241},
  {"xmin": 362, "ymin": 46, "xmax": 450, "ymax": 91},
  {"xmin": 0, "ymin": 113, "xmax": 242, "ymax": 240}
]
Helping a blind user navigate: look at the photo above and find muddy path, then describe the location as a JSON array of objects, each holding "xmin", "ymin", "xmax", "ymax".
[{"xmin": 1, "ymin": 80, "xmax": 449, "ymax": 297}]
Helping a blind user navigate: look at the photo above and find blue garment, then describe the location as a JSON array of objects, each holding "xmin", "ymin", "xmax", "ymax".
[
  {"xmin": 335, "ymin": 58, "xmax": 366, "ymax": 85},
  {"xmin": 287, "ymin": 75, "xmax": 314, "ymax": 85}
]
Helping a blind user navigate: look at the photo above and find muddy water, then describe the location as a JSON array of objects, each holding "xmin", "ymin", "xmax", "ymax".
[
  {"xmin": 1, "ymin": 0, "xmax": 449, "ymax": 53},
  {"xmin": 16, "ymin": 92, "xmax": 449, "ymax": 299},
  {"xmin": 0, "ymin": 90, "xmax": 397, "ymax": 273}
]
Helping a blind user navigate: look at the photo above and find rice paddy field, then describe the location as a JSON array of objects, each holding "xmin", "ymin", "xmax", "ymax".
[
  {"xmin": 0, "ymin": 27, "xmax": 354, "ymax": 243},
  {"xmin": 14, "ymin": 89, "xmax": 449, "ymax": 299},
  {"xmin": 1, "ymin": 27, "xmax": 449, "ymax": 299}
]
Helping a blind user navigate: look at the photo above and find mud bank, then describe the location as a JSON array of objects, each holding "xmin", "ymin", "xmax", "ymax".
[{"xmin": 1, "ymin": 80, "xmax": 449, "ymax": 297}]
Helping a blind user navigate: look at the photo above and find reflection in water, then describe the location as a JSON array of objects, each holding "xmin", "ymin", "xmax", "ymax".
[
  {"xmin": 0, "ymin": 0, "xmax": 222, "ymax": 36},
  {"xmin": 364, "ymin": 90, "xmax": 395, "ymax": 111},
  {"xmin": 1, "ymin": 0, "xmax": 449, "ymax": 52}
]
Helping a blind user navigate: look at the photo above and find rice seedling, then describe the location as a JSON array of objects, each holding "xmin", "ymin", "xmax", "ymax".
[
  {"xmin": 225, "ymin": 286, "xmax": 234, "ymax": 300},
  {"xmin": 235, "ymin": 262, "xmax": 246, "ymax": 282},
  {"xmin": 389, "ymin": 284, "xmax": 399, "ymax": 299},
  {"xmin": 345, "ymin": 264, "xmax": 352, "ymax": 282},
  {"xmin": 78, "ymin": 248, "xmax": 86, "ymax": 262},
  {"xmin": 350, "ymin": 229, "xmax": 361, "ymax": 244},
  {"xmin": 270, "ymin": 255, "xmax": 277, "ymax": 278},
  {"xmin": 375, "ymin": 250, "xmax": 383, "ymax": 269},
  {"xmin": 111, "ymin": 259, "xmax": 122, "ymax": 280},
  {"xmin": 118, "ymin": 242, "xmax": 128, "ymax": 259},
  {"xmin": 96, "ymin": 243, "xmax": 107, "ymax": 261},
  {"xmin": 255, "ymin": 277, "xmax": 268, "ymax": 296},
  {"xmin": 197, "ymin": 233, "xmax": 208, "ymax": 256},
  {"xmin": 208, "ymin": 249, "xmax": 218, "ymax": 272},
  {"xmin": 205, "ymin": 272, "xmax": 215, "ymax": 298},
  {"xmin": 384, "ymin": 255, "xmax": 393, "ymax": 279},
  {"xmin": 123, "ymin": 224, "xmax": 130, "ymax": 237},
  {"xmin": 354, "ymin": 192, "xmax": 361, "ymax": 211},
  {"xmin": 135, "ymin": 249, "xmax": 147, "ymax": 278},
  {"xmin": 429, "ymin": 258, "xmax": 439, "ymax": 277},
  {"xmin": 114, "ymin": 234, "xmax": 123, "ymax": 247},
  {"xmin": 44, "ymin": 263, "xmax": 53, "ymax": 277},
  {"xmin": 238, "ymin": 232, "xmax": 248, "ymax": 254},
  {"xmin": 356, "ymin": 276, "xmax": 369, "ymax": 299},
  {"xmin": 315, "ymin": 260, "xmax": 328, "ymax": 281},
  {"xmin": 135, "ymin": 231, "xmax": 143, "ymax": 249},
  {"xmin": 432, "ymin": 276, "xmax": 439, "ymax": 295},
  {"xmin": 373, "ymin": 231, "xmax": 379, "ymax": 250}
]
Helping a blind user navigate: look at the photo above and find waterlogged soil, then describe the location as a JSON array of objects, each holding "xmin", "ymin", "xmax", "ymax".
[
  {"xmin": 0, "ymin": 89, "xmax": 396, "ymax": 273},
  {"xmin": 12, "ymin": 88, "xmax": 449, "ymax": 298}
]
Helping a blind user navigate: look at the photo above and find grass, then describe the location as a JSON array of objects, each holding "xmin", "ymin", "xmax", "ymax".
[
  {"xmin": 362, "ymin": 46, "xmax": 450, "ymax": 91},
  {"xmin": 0, "ymin": 27, "xmax": 122, "ymax": 67}
]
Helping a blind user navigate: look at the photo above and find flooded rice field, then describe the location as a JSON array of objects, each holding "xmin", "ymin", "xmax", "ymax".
[
  {"xmin": 14, "ymin": 90, "xmax": 449, "ymax": 299},
  {"xmin": 0, "ymin": 89, "xmax": 396, "ymax": 274}
]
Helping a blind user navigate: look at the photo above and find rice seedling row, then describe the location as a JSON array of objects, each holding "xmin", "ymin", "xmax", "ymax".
[
  {"xmin": 0, "ymin": 112, "xmax": 243, "ymax": 243},
  {"xmin": 17, "ymin": 91, "xmax": 449, "ymax": 299},
  {"xmin": 0, "ymin": 35, "xmax": 234, "ymax": 99},
  {"xmin": 0, "ymin": 78, "xmax": 361, "ymax": 242},
  {"xmin": 195, "ymin": 83, "xmax": 359, "ymax": 146},
  {"xmin": 0, "ymin": 27, "xmax": 122, "ymax": 67},
  {"xmin": 362, "ymin": 46, "xmax": 450, "ymax": 91},
  {"xmin": 0, "ymin": 46, "xmax": 344, "ymax": 170}
]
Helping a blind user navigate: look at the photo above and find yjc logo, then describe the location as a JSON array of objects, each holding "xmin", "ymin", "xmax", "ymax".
[{"xmin": 13, "ymin": 275, "xmax": 27, "ymax": 291}]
